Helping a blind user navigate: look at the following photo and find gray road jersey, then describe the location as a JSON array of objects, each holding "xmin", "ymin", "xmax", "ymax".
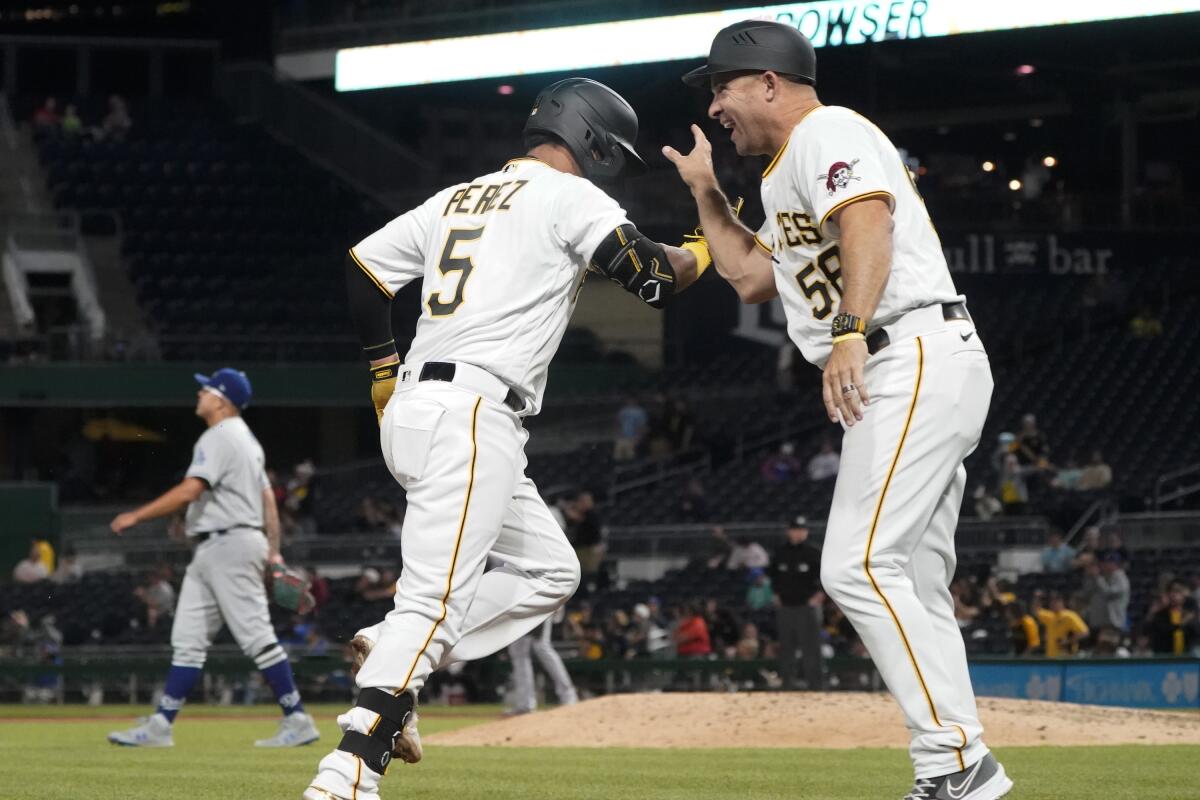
[{"xmin": 184, "ymin": 417, "xmax": 268, "ymax": 535}]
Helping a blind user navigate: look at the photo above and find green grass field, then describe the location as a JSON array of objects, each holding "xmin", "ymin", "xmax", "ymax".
[{"xmin": 3, "ymin": 704, "xmax": 1197, "ymax": 799}]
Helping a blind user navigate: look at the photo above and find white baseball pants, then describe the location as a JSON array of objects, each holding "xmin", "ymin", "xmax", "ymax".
[
  {"xmin": 356, "ymin": 371, "xmax": 581, "ymax": 693},
  {"xmin": 819, "ymin": 308, "xmax": 994, "ymax": 779}
]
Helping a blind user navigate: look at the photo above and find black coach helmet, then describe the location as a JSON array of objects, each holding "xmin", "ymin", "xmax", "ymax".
[
  {"xmin": 523, "ymin": 77, "xmax": 647, "ymax": 182},
  {"xmin": 682, "ymin": 20, "xmax": 816, "ymax": 88}
]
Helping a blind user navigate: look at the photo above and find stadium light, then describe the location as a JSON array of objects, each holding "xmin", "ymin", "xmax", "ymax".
[
  {"xmin": 1008, "ymin": 179, "xmax": 1022, "ymax": 191},
  {"xmin": 981, "ymin": 161, "xmax": 995, "ymax": 172},
  {"xmin": 330, "ymin": 1, "xmax": 1200, "ymax": 91},
  {"xmin": 1015, "ymin": 64, "xmax": 1036, "ymax": 75},
  {"xmin": 1042, "ymin": 155, "xmax": 1057, "ymax": 167}
]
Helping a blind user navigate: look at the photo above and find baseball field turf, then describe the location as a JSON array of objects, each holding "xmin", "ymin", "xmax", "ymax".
[{"xmin": 3, "ymin": 704, "xmax": 1196, "ymax": 799}]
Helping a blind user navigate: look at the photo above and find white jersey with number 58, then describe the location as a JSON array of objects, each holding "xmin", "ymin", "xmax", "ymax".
[
  {"xmin": 756, "ymin": 105, "xmax": 962, "ymax": 368},
  {"xmin": 351, "ymin": 157, "xmax": 630, "ymax": 414}
]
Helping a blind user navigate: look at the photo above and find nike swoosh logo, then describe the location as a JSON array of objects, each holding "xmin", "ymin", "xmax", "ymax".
[
  {"xmin": 945, "ymin": 760, "xmax": 983, "ymax": 799},
  {"xmin": 960, "ymin": 330, "xmax": 974, "ymax": 342}
]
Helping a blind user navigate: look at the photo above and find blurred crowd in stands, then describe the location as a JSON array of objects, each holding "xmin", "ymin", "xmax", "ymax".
[{"xmin": 32, "ymin": 95, "xmax": 133, "ymax": 143}]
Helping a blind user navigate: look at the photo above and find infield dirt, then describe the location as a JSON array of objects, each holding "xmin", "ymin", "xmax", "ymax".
[{"xmin": 428, "ymin": 692, "xmax": 1200, "ymax": 749}]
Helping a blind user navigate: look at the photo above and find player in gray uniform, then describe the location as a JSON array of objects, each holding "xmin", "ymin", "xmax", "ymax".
[
  {"xmin": 505, "ymin": 612, "xmax": 578, "ymax": 715},
  {"xmin": 107, "ymin": 368, "xmax": 320, "ymax": 748}
]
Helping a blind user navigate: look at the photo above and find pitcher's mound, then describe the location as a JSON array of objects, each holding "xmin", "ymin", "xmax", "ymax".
[{"xmin": 429, "ymin": 693, "xmax": 1200, "ymax": 749}]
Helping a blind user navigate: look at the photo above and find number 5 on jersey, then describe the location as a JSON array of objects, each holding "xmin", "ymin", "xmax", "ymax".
[{"xmin": 427, "ymin": 227, "xmax": 484, "ymax": 317}]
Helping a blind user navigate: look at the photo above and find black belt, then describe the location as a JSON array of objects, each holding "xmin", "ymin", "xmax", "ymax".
[
  {"xmin": 419, "ymin": 361, "xmax": 524, "ymax": 413},
  {"xmin": 866, "ymin": 302, "xmax": 971, "ymax": 356},
  {"xmin": 192, "ymin": 527, "xmax": 261, "ymax": 544}
]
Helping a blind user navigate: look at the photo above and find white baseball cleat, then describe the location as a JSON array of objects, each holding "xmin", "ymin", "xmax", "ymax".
[
  {"xmin": 107, "ymin": 713, "xmax": 174, "ymax": 747},
  {"xmin": 255, "ymin": 711, "xmax": 321, "ymax": 747}
]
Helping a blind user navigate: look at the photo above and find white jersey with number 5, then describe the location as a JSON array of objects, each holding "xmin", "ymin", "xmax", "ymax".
[
  {"xmin": 756, "ymin": 105, "xmax": 962, "ymax": 368},
  {"xmin": 350, "ymin": 157, "xmax": 630, "ymax": 414}
]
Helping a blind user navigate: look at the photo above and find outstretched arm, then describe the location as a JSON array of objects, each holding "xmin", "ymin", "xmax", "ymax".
[
  {"xmin": 110, "ymin": 478, "xmax": 206, "ymax": 534},
  {"xmin": 663, "ymin": 125, "xmax": 776, "ymax": 303}
]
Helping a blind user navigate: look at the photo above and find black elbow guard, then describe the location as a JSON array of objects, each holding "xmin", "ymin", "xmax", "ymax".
[{"xmin": 590, "ymin": 223, "xmax": 676, "ymax": 309}]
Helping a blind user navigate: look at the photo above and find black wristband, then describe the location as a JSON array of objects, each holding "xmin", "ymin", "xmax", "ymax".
[
  {"xmin": 371, "ymin": 362, "xmax": 400, "ymax": 383},
  {"xmin": 830, "ymin": 312, "xmax": 866, "ymax": 338}
]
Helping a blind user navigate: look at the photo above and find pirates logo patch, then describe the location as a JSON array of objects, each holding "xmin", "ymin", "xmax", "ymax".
[{"xmin": 818, "ymin": 159, "xmax": 861, "ymax": 196}]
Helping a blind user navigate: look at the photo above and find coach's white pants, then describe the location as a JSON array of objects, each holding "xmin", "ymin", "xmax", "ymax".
[
  {"xmin": 819, "ymin": 315, "xmax": 993, "ymax": 779},
  {"xmin": 508, "ymin": 617, "xmax": 579, "ymax": 712},
  {"xmin": 356, "ymin": 379, "xmax": 580, "ymax": 693}
]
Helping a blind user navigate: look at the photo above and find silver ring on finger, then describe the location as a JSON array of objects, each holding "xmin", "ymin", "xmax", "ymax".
[{"xmin": 841, "ymin": 384, "xmax": 856, "ymax": 395}]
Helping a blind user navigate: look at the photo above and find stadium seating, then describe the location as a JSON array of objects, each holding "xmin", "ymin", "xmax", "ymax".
[{"xmin": 38, "ymin": 101, "xmax": 392, "ymax": 361}]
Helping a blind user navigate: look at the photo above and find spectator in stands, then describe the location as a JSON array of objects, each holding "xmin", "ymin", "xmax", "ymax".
[
  {"xmin": 951, "ymin": 578, "xmax": 980, "ymax": 627},
  {"xmin": 1100, "ymin": 531, "xmax": 1130, "ymax": 565},
  {"xmin": 676, "ymin": 477, "xmax": 710, "ymax": 522},
  {"xmin": 1077, "ymin": 451, "xmax": 1113, "ymax": 492},
  {"xmin": 629, "ymin": 602, "xmax": 671, "ymax": 657},
  {"xmin": 1034, "ymin": 592, "xmax": 1089, "ymax": 658},
  {"xmin": 1081, "ymin": 554, "xmax": 1130, "ymax": 632},
  {"xmin": 134, "ymin": 565, "xmax": 176, "ymax": 629},
  {"xmin": 662, "ymin": 398, "xmax": 696, "ymax": 453},
  {"xmin": 1146, "ymin": 581, "xmax": 1198, "ymax": 655},
  {"xmin": 100, "ymin": 94, "xmax": 132, "ymax": 141},
  {"xmin": 32, "ymin": 97, "xmax": 60, "ymax": 134},
  {"xmin": 1006, "ymin": 601, "xmax": 1041, "ymax": 655},
  {"xmin": 1072, "ymin": 526, "xmax": 1102, "ymax": 569},
  {"xmin": 355, "ymin": 567, "xmax": 397, "ymax": 602},
  {"xmin": 1090, "ymin": 626, "xmax": 1130, "ymax": 658},
  {"xmin": 735, "ymin": 622, "xmax": 761, "ymax": 660},
  {"xmin": 727, "ymin": 535, "xmax": 770, "ymax": 570},
  {"xmin": 354, "ymin": 497, "xmax": 382, "ymax": 531},
  {"xmin": 285, "ymin": 459, "xmax": 317, "ymax": 534},
  {"xmin": 61, "ymin": 104, "xmax": 83, "ymax": 138},
  {"xmin": 50, "ymin": 546, "xmax": 84, "ymax": 584},
  {"xmin": 564, "ymin": 490, "xmax": 604, "ymax": 589},
  {"xmin": 1051, "ymin": 455, "xmax": 1083, "ymax": 490},
  {"xmin": 973, "ymin": 484, "xmax": 1002, "ymax": 521},
  {"xmin": 307, "ymin": 566, "xmax": 330, "ymax": 610},
  {"xmin": 1040, "ymin": 530, "xmax": 1076, "ymax": 574},
  {"xmin": 1016, "ymin": 413, "xmax": 1051, "ymax": 469},
  {"xmin": 12, "ymin": 541, "xmax": 50, "ymax": 584},
  {"xmin": 770, "ymin": 516, "xmax": 824, "ymax": 690},
  {"xmin": 703, "ymin": 597, "xmax": 740, "ymax": 654},
  {"xmin": 745, "ymin": 568, "xmax": 774, "ymax": 611},
  {"xmin": 613, "ymin": 397, "xmax": 648, "ymax": 462},
  {"xmin": 1129, "ymin": 304, "xmax": 1164, "ymax": 339},
  {"xmin": 760, "ymin": 442, "xmax": 802, "ymax": 483},
  {"xmin": 674, "ymin": 602, "xmax": 712, "ymax": 657},
  {"xmin": 998, "ymin": 453, "xmax": 1034, "ymax": 515},
  {"xmin": 703, "ymin": 526, "xmax": 732, "ymax": 569},
  {"xmin": 806, "ymin": 438, "xmax": 839, "ymax": 481}
]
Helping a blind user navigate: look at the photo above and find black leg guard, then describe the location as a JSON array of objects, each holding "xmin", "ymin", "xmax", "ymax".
[{"xmin": 336, "ymin": 688, "xmax": 415, "ymax": 774}]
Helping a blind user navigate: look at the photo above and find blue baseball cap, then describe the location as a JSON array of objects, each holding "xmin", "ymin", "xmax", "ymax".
[{"xmin": 194, "ymin": 368, "xmax": 252, "ymax": 410}]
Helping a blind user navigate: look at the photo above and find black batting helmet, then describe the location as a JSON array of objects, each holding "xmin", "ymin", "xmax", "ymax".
[
  {"xmin": 682, "ymin": 20, "xmax": 816, "ymax": 88},
  {"xmin": 523, "ymin": 78, "xmax": 647, "ymax": 182}
]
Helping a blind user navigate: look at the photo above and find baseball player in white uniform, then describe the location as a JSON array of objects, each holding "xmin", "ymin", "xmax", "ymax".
[
  {"xmin": 506, "ymin": 612, "xmax": 579, "ymax": 714},
  {"xmin": 665, "ymin": 21, "xmax": 1011, "ymax": 800},
  {"xmin": 303, "ymin": 78, "xmax": 705, "ymax": 800},
  {"xmin": 107, "ymin": 368, "xmax": 319, "ymax": 749}
]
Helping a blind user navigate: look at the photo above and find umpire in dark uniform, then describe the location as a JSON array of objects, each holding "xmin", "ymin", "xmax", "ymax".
[{"xmin": 771, "ymin": 516, "xmax": 824, "ymax": 690}]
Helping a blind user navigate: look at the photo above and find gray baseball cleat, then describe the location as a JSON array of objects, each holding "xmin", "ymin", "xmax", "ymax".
[
  {"xmin": 107, "ymin": 713, "xmax": 174, "ymax": 747},
  {"xmin": 255, "ymin": 711, "xmax": 320, "ymax": 747},
  {"xmin": 903, "ymin": 754, "xmax": 1013, "ymax": 800}
]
